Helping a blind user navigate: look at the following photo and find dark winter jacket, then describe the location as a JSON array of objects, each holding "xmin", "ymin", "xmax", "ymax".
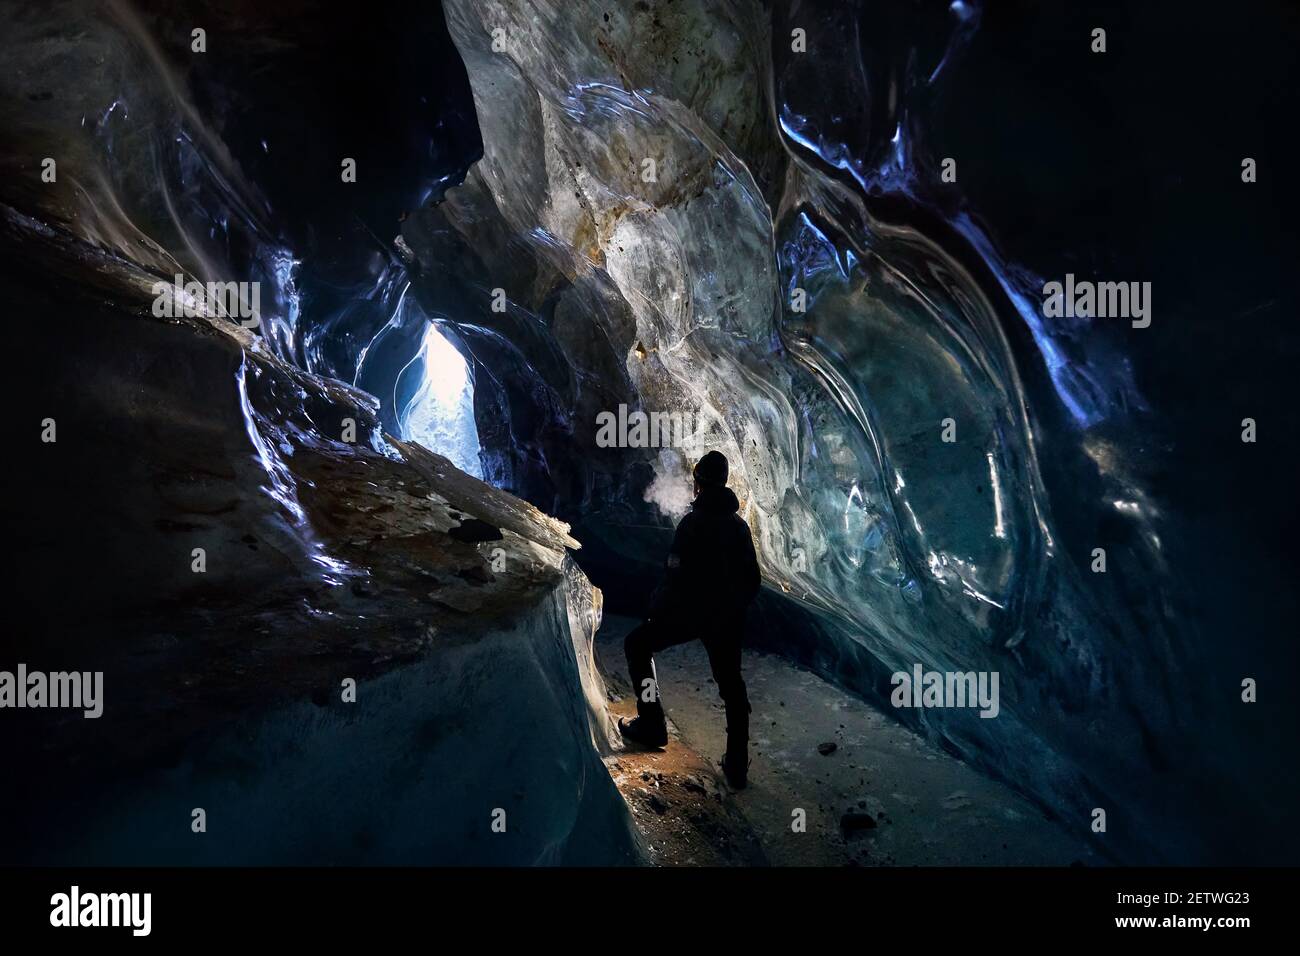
[{"xmin": 651, "ymin": 484, "xmax": 761, "ymax": 622}]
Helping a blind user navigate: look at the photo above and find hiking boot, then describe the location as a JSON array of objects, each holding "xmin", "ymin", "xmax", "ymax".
[
  {"xmin": 619, "ymin": 715, "xmax": 668, "ymax": 749},
  {"xmin": 720, "ymin": 751, "xmax": 749, "ymax": 789}
]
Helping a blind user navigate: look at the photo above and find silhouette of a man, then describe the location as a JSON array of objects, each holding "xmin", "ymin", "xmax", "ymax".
[{"xmin": 619, "ymin": 451, "xmax": 760, "ymax": 788}]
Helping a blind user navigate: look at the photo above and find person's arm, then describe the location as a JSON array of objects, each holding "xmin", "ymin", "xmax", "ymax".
[
  {"xmin": 737, "ymin": 520, "xmax": 761, "ymax": 605},
  {"xmin": 649, "ymin": 516, "xmax": 692, "ymax": 619}
]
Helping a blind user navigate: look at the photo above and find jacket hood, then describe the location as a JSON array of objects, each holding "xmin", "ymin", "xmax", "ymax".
[{"xmin": 693, "ymin": 484, "xmax": 740, "ymax": 514}]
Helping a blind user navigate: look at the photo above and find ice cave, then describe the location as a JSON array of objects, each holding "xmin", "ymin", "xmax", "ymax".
[{"xmin": 1, "ymin": 0, "xmax": 1296, "ymax": 869}]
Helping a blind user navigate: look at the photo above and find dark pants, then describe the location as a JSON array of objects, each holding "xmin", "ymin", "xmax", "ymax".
[{"xmin": 624, "ymin": 614, "xmax": 750, "ymax": 760}]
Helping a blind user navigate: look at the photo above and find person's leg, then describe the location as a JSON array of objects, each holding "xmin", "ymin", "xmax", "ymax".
[
  {"xmin": 623, "ymin": 616, "xmax": 693, "ymax": 734},
  {"xmin": 703, "ymin": 625, "xmax": 749, "ymax": 776}
]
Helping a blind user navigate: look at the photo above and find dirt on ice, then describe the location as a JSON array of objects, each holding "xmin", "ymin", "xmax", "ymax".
[{"xmin": 596, "ymin": 615, "xmax": 1099, "ymax": 868}]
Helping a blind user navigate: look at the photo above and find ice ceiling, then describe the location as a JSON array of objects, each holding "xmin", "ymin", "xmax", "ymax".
[{"xmin": 2, "ymin": 0, "xmax": 1295, "ymax": 864}]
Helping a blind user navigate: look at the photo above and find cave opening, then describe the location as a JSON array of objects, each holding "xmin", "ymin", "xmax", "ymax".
[{"xmin": 397, "ymin": 320, "xmax": 483, "ymax": 479}]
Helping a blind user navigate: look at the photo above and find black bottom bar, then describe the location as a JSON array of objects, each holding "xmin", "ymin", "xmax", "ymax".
[{"xmin": 2, "ymin": 866, "xmax": 1290, "ymax": 942}]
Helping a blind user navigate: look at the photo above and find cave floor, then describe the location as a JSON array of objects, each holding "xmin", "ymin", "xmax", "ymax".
[{"xmin": 596, "ymin": 615, "xmax": 1099, "ymax": 867}]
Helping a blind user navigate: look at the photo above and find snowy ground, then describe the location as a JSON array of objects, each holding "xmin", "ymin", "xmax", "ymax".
[{"xmin": 597, "ymin": 615, "xmax": 1099, "ymax": 867}]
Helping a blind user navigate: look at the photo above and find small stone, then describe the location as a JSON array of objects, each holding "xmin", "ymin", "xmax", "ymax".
[
  {"xmin": 648, "ymin": 794, "xmax": 670, "ymax": 814},
  {"xmin": 817, "ymin": 741, "xmax": 838, "ymax": 756},
  {"xmin": 840, "ymin": 811, "xmax": 877, "ymax": 832}
]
